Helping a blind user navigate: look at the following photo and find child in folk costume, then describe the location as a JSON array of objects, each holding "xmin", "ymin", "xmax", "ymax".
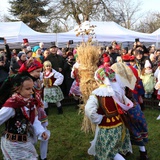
[
  {"xmin": 18, "ymin": 59, "xmax": 50, "ymax": 160},
  {"xmin": 69, "ymin": 60, "xmax": 82, "ymax": 104},
  {"xmin": 41, "ymin": 60, "xmax": 64, "ymax": 114},
  {"xmin": 85, "ymin": 66, "xmax": 133, "ymax": 160},
  {"xmin": 140, "ymin": 60, "xmax": 156, "ymax": 98},
  {"xmin": 0, "ymin": 73, "xmax": 48, "ymax": 160}
]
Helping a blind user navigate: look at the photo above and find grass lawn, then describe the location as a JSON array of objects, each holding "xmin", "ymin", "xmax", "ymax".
[{"xmin": 0, "ymin": 105, "xmax": 160, "ymax": 160}]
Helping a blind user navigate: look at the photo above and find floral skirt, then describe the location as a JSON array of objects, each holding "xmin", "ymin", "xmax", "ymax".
[
  {"xmin": 44, "ymin": 86, "xmax": 64, "ymax": 103},
  {"xmin": 127, "ymin": 104, "xmax": 148, "ymax": 146},
  {"xmin": 69, "ymin": 80, "xmax": 81, "ymax": 97},
  {"xmin": 1, "ymin": 136, "xmax": 38, "ymax": 160},
  {"xmin": 95, "ymin": 125, "xmax": 131, "ymax": 160}
]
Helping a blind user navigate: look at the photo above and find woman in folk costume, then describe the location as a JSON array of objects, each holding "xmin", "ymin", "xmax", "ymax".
[
  {"xmin": 41, "ymin": 60, "xmax": 64, "ymax": 114},
  {"xmin": 85, "ymin": 66, "xmax": 133, "ymax": 160},
  {"xmin": 111, "ymin": 62, "xmax": 149, "ymax": 160},
  {"xmin": 18, "ymin": 58, "xmax": 50, "ymax": 160},
  {"xmin": 0, "ymin": 73, "xmax": 49, "ymax": 160}
]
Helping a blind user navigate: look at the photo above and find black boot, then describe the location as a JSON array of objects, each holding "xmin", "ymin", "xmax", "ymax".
[
  {"xmin": 138, "ymin": 150, "xmax": 149, "ymax": 160},
  {"xmin": 44, "ymin": 108, "xmax": 49, "ymax": 116},
  {"xmin": 57, "ymin": 106, "xmax": 63, "ymax": 114},
  {"xmin": 140, "ymin": 103, "xmax": 145, "ymax": 111}
]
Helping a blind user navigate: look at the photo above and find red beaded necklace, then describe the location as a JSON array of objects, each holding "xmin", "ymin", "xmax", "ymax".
[{"xmin": 44, "ymin": 70, "xmax": 51, "ymax": 77}]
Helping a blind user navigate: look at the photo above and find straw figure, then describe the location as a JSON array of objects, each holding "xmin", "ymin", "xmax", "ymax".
[{"xmin": 77, "ymin": 42, "xmax": 100, "ymax": 133}]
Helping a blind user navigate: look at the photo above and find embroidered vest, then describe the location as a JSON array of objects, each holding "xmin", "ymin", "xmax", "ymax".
[
  {"xmin": 43, "ymin": 75, "xmax": 56, "ymax": 87},
  {"xmin": 5, "ymin": 108, "xmax": 29, "ymax": 135},
  {"xmin": 97, "ymin": 96, "xmax": 122, "ymax": 129}
]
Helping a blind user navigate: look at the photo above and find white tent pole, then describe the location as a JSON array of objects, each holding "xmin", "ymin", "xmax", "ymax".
[{"xmin": 56, "ymin": 32, "xmax": 58, "ymax": 47}]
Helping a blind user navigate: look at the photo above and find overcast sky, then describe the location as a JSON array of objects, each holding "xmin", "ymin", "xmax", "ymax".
[{"xmin": 0, "ymin": 0, "xmax": 159, "ymax": 17}]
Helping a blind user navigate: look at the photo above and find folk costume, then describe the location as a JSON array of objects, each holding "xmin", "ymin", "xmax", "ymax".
[
  {"xmin": 19, "ymin": 60, "xmax": 50, "ymax": 160},
  {"xmin": 111, "ymin": 62, "xmax": 149, "ymax": 160},
  {"xmin": 85, "ymin": 66, "xmax": 133, "ymax": 160},
  {"xmin": 0, "ymin": 92, "xmax": 47, "ymax": 160},
  {"xmin": 69, "ymin": 62, "xmax": 82, "ymax": 99},
  {"xmin": 122, "ymin": 55, "xmax": 145, "ymax": 110},
  {"xmin": 41, "ymin": 68, "xmax": 64, "ymax": 114},
  {"xmin": 140, "ymin": 60, "xmax": 156, "ymax": 98}
]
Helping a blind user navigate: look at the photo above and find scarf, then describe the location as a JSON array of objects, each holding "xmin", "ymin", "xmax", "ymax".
[{"xmin": 3, "ymin": 93, "xmax": 37, "ymax": 124}]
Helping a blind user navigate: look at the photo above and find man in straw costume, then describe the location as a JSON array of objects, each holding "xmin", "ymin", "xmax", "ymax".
[{"xmin": 76, "ymin": 42, "xmax": 100, "ymax": 133}]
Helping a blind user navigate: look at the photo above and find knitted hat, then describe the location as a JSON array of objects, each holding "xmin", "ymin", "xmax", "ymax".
[
  {"xmin": 10, "ymin": 57, "xmax": 20, "ymax": 73},
  {"xmin": 32, "ymin": 46, "xmax": 40, "ymax": 52},
  {"xmin": 144, "ymin": 60, "xmax": 151, "ymax": 68},
  {"xmin": 17, "ymin": 51, "xmax": 25, "ymax": 59}
]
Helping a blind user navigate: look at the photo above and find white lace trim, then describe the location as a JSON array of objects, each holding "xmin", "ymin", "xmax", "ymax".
[{"xmin": 92, "ymin": 85, "xmax": 115, "ymax": 97}]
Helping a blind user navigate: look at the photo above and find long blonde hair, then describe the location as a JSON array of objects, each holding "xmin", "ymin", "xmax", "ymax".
[{"xmin": 43, "ymin": 60, "xmax": 52, "ymax": 70}]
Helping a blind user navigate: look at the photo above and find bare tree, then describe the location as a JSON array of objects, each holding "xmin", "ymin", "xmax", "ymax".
[
  {"xmin": 49, "ymin": 0, "xmax": 102, "ymax": 31},
  {"xmin": 49, "ymin": 0, "xmax": 142, "ymax": 31},
  {"xmin": 99, "ymin": 0, "xmax": 143, "ymax": 29},
  {"xmin": 135, "ymin": 11, "xmax": 160, "ymax": 33}
]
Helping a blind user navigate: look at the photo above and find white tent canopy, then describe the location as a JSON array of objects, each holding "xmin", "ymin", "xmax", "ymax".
[
  {"xmin": 152, "ymin": 28, "xmax": 160, "ymax": 48},
  {"xmin": 0, "ymin": 21, "xmax": 158, "ymax": 48},
  {"xmin": 152, "ymin": 28, "xmax": 160, "ymax": 35},
  {"xmin": 57, "ymin": 21, "xmax": 157, "ymax": 45},
  {"xmin": 0, "ymin": 21, "xmax": 56, "ymax": 48}
]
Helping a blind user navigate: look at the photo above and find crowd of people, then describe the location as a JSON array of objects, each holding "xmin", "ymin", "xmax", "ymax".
[{"xmin": 0, "ymin": 37, "xmax": 160, "ymax": 160}]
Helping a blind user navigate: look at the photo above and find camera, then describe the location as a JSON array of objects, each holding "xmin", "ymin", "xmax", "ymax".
[
  {"xmin": 68, "ymin": 40, "xmax": 73, "ymax": 44},
  {"xmin": 135, "ymin": 38, "xmax": 139, "ymax": 43}
]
